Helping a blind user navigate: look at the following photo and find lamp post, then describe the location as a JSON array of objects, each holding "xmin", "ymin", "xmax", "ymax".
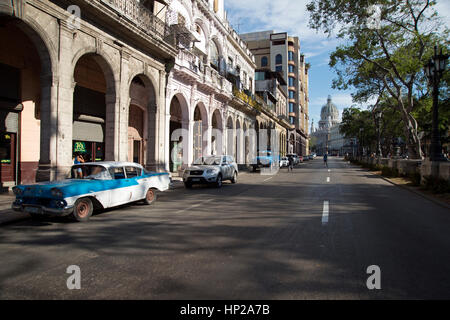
[
  {"xmin": 424, "ymin": 45, "xmax": 448, "ymax": 162},
  {"xmin": 359, "ymin": 127, "xmax": 364, "ymax": 159},
  {"xmin": 374, "ymin": 109, "xmax": 383, "ymax": 158}
]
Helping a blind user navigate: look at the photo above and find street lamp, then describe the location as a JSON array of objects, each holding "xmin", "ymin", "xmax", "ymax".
[
  {"xmin": 424, "ymin": 45, "xmax": 449, "ymax": 162},
  {"xmin": 359, "ymin": 127, "xmax": 364, "ymax": 158},
  {"xmin": 373, "ymin": 109, "xmax": 383, "ymax": 157}
]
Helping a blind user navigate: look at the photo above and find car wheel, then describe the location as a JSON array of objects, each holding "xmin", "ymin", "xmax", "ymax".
[
  {"xmin": 71, "ymin": 198, "xmax": 93, "ymax": 222},
  {"xmin": 231, "ymin": 171, "xmax": 237, "ymax": 184},
  {"xmin": 184, "ymin": 182, "xmax": 192, "ymax": 189},
  {"xmin": 215, "ymin": 174, "xmax": 222, "ymax": 188},
  {"xmin": 143, "ymin": 188, "xmax": 157, "ymax": 205}
]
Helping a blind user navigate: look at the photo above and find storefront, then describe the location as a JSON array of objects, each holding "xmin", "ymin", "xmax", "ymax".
[
  {"xmin": 0, "ymin": 63, "xmax": 23, "ymax": 186},
  {"xmin": 72, "ymin": 83, "xmax": 106, "ymax": 163}
]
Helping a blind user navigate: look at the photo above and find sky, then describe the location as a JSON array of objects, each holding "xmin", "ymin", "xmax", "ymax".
[{"xmin": 224, "ymin": 0, "xmax": 450, "ymax": 130}]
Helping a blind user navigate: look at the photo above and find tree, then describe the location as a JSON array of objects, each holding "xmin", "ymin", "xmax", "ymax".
[
  {"xmin": 340, "ymin": 107, "xmax": 377, "ymax": 155},
  {"xmin": 307, "ymin": 0, "xmax": 449, "ymax": 159}
]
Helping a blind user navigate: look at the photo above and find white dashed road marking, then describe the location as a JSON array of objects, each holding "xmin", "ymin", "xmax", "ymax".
[
  {"xmin": 327, "ymin": 177, "xmax": 330, "ymax": 183},
  {"xmin": 322, "ymin": 201, "xmax": 329, "ymax": 225}
]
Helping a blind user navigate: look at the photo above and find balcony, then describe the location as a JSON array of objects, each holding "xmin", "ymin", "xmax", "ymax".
[
  {"xmin": 173, "ymin": 51, "xmax": 232, "ymax": 97},
  {"xmin": 101, "ymin": 0, "xmax": 171, "ymax": 40}
]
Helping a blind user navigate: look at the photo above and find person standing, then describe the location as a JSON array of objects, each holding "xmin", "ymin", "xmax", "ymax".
[{"xmin": 324, "ymin": 153, "xmax": 328, "ymax": 168}]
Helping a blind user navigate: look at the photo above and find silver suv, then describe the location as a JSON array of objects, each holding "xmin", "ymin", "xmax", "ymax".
[{"xmin": 183, "ymin": 155, "xmax": 238, "ymax": 188}]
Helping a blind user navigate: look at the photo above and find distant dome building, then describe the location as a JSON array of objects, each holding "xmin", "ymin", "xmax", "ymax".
[
  {"xmin": 319, "ymin": 95, "xmax": 339, "ymax": 130},
  {"xmin": 310, "ymin": 95, "xmax": 352, "ymax": 156}
]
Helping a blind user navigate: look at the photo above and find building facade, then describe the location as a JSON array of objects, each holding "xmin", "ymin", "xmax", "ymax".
[
  {"xmin": 0, "ymin": 0, "xmax": 178, "ymax": 188},
  {"xmin": 311, "ymin": 96, "xmax": 352, "ymax": 156},
  {"xmin": 240, "ymin": 30, "xmax": 310, "ymax": 156},
  {"xmin": 0, "ymin": 0, "xmax": 301, "ymax": 188}
]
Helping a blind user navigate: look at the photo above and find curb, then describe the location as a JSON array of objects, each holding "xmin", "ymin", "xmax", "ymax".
[{"xmin": 347, "ymin": 161, "xmax": 450, "ymax": 210}]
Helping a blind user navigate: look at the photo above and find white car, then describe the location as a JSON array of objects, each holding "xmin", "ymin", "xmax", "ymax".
[
  {"xmin": 183, "ymin": 155, "xmax": 238, "ymax": 188},
  {"xmin": 12, "ymin": 162, "xmax": 171, "ymax": 222},
  {"xmin": 280, "ymin": 157, "xmax": 289, "ymax": 167}
]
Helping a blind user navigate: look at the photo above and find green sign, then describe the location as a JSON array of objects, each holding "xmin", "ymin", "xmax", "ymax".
[{"xmin": 74, "ymin": 141, "xmax": 86, "ymax": 153}]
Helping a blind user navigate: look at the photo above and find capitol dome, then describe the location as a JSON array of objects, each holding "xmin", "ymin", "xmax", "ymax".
[{"xmin": 319, "ymin": 95, "xmax": 340, "ymax": 129}]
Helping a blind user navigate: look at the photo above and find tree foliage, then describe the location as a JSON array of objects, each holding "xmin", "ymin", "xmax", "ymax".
[{"xmin": 307, "ymin": 0, "xmax": 449, "ymax": 159}]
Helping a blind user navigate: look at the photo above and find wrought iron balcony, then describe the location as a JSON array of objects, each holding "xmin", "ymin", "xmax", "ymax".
[{"xmin": 100, "ymin": 0, "xmax": 173, "ymax": 44}]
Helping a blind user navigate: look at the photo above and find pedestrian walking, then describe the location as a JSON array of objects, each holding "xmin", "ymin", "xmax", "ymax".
[
  {"xmin": 323, "ymin": 153, "xmax": 328, "ymax": 168},
  {"xmin": 288, "ymin": 155, "xmax": 294, "ymax": 172}
]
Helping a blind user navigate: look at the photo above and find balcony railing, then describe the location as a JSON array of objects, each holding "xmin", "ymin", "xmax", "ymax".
[{"xmin": 101, "ymin": 0, "xmax": 173, "ymax": 44}]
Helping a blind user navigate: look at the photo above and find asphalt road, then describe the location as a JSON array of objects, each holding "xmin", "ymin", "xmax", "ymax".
[{"xmin": 1, "ymin": 157, "xmax": 449, "ymax": 299}]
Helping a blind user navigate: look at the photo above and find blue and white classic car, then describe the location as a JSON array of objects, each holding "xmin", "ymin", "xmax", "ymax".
[{"xmin": 12, "ymin": 162, "xmax": 171, "ymax": 222}]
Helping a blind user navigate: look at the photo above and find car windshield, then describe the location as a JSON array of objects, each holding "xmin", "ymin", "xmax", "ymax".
[
  {"xmin": 70, "ymin": 165, "xmax": 111, "ymax": 180},
  {"xmin": 193, "ymin": 156, "xmax": 222, "ymax": 165}
]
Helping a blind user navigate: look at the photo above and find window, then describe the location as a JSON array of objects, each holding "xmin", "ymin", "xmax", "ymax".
[
  {"xmin": 275, "ymin": 66, "xmax": 283, "ymax": 72},
  {"xmin": 243, "ymin": 71, "xmax": 247, "ymax": 87},
  {"xmin": 288, "ymin": 51, "xmax": 294, "ymax": 61},
  {"xmin": 261, "ymin": 56, "xmax": 268, "ymax": 67},
  {"xmin": 209, "ymin": 41, "xmax": 219, "ymax": 67},
  {"xmin": 289, "ymin": 103, "xmax": 295, "ymax": 113},
  {"xmin": 289, "ymin": 65, "xmax": 295, "ymax": 73},
  {"xmin": 125, "ymin": 166, "xmax": 141, "ymax": 178},
  {"xmin": 275, "ymin": 54, "xmax": 282, "ymax": 65},
  {"xmin": 289, "ymin": 91, "xmax": 295, "ymax": 99},
  {"xmin": 255, "ymin": 71, "xmax": 265, "ymax": 81},
  {"xmin": 0, "ymin": 133, "xmax": 12, "ymax": 164},
  {"xmin": 289, "ymin": 116, "xmax": 295, "ymax": 124},
  {"xmin": 109, "ymin": 167, "xmax": 126, "ymax": 180},
  {"xmin": 289, "ymin": 77, "xmax": 295, "ymax": 86}
]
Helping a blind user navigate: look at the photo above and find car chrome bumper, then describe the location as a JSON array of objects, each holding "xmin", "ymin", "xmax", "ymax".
[{"xmin": 12, "ymin": 203, "xmax": 74, "ymax": 217}]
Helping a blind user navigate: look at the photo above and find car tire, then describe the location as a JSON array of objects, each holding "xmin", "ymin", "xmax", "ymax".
[
  {"xmin": 184, "ymin": 182, "xmax": 192, "ymax": 189},
  {"xmin": 215, "ymin": 174, "xmax": 222, "ymax": 188},
  {"xmin": 71, "ymin": 198, "xmax": 93, "ymax": 222},
  {"xmin": 231, "ymin": 171, "xmax": 237, "ymax": 184},
  {"xmin": 143, "ymin": 188, "xmax": 157, "ymax": 205}
]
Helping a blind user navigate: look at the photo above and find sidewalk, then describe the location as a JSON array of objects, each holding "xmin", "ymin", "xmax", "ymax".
[{"xmin": 0, "ymin": 192, "xmax": 29, "ymax": 226}]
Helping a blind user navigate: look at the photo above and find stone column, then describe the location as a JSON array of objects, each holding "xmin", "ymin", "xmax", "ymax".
[
  {"xmin": 118, "ymin": 50, "xmax": 130, "ymax": 162},
  {"xmin": 54, "ymin": 21, "xmax": 76, "ymax": 180}
]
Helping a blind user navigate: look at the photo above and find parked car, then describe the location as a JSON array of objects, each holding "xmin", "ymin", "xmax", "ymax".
[
  {"xmin": 12, "ymin": 162, "xmax": 171, "ymax": 222},
  {"xmin": 183, "ymin": 155, "xmax": 238, "ymax": 188},
  {"xmin": 280, "ymin": 157, "xmax": 289, "ymax": 167},
  {"xmin": 252, "ymin": 150, "xmax": 277, "ymax": 171}
]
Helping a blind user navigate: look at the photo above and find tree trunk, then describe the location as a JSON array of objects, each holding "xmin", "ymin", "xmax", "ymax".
[{"xmin": 400, "ymin": 110, "xmax": 423, "ymax": 159}]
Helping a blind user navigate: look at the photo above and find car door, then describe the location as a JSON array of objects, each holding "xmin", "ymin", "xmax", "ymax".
[
  {"xmin": 125, "ymin": 166, "xmax": 143, "ymax": 201},
  {"xmin": 221, "ymin": 156, "xmax": 230, "ymax": 179},
  {"xmin": 227, "ymin": 156, "xmax": 235, "ymax": 176},
  {"xmin": 107, "ymin": 166, "xmax": 133, "ymax": 206}
]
